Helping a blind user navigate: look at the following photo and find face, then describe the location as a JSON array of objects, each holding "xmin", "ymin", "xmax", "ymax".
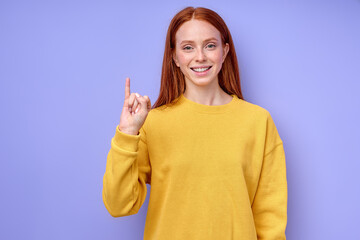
[{"xmin": 172, "ymin": 19, "xmax": 229, "ymax": 89}]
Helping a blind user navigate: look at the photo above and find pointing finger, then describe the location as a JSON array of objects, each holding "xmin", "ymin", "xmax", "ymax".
[{"xmin": 124, "ymin": 77, "xmax": 130, "ymax": 100}]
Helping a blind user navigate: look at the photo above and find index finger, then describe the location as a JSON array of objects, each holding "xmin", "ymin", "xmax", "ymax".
[{"xmin": 125, "ymin": 77, "xmax": 130, "ymax": 99}]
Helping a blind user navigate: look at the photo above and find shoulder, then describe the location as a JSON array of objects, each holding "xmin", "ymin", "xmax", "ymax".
[
  {"xmin": 233, "ymin": 97, "xmax": 272, "ymax": 121},
  {"xmin": 235, "ymin": 98, "xmax": 283, "ymax": 146},
  {"xmin": 146, "ymin": 99, "xmax": 183, "ymax": 120},
  {"xmin": 141, "ymin": 104, "xmax": 174, "ymax": 130},
  {"xmin": 233, "ymin": 97, "xmax": 283, "ymax": 141}
]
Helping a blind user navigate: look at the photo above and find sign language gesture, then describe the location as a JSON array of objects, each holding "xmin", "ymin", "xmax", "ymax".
[{"xmin": 118, "ymin": 77, "xmax": 152, "ymax": 135}]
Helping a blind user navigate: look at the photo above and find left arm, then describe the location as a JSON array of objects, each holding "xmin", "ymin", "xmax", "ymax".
[{"xmin": 252, "ymin": 111, "xmax": 288, "ymax": 240}]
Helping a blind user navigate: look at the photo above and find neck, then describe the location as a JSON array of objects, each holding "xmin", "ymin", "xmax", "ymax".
[{"xmin": 183, "ymin": 84, "xmax": 232, "ymax": 106}]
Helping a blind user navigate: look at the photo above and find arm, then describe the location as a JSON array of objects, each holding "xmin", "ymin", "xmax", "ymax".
[
  {"xmin": 102, "ymin": 123, "xmax": 151, "ymax": 217},
  {"xmin": 252, "ymin": 112, "xmax": 288, "ymax": 239}
]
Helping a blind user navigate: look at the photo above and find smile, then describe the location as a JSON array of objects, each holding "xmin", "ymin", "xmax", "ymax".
[{"xmin": 191, "ymin": 66, "xmax": 212, "ymax": 72}]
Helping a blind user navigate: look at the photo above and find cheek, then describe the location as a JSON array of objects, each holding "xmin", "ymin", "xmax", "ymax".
[
  {"xmin": 210, "ymin": 51, "xmax": 224, "ymax": 63},
  {"xmin": 176, "ymin": 53, "xmax": 192, "ymax": 65}
]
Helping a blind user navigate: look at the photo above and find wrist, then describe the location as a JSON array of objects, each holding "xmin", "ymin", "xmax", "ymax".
[{"xmin": 118, "ymin": 126, "xmax": 139, "ymax": 135}]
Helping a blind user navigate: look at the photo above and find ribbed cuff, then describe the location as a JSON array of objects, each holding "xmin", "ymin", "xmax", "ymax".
[{"xmin": 112, "ymin": 125, "xmax": 141, "ymax": 152}]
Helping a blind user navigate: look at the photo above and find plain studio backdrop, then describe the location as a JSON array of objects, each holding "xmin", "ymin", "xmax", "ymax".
[{"xmin": 1, "ymin": 0, "xmax": 359, "ymax": 239}]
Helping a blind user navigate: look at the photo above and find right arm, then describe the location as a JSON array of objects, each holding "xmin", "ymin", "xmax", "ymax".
[
  {"xmin": 102, "ymin": 123, "xmax": 151, "ymax": 217},
  {"xmin": 102, "ymin": 77, "xmax": 152, "ymax": 217}
]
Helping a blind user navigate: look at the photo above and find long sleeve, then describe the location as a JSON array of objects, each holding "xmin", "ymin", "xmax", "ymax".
[
  {"xmin": 251, "ymin": 111, "xmax": 288, "ymax": 240},
  {"xmin": 102, "ymin": 123, "xmax": 151, "ymax": 217}
]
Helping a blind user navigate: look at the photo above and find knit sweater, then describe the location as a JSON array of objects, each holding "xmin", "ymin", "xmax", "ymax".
[{"xmin": 102, "ymin": 93, "xmax": 288, "ymax": 240}]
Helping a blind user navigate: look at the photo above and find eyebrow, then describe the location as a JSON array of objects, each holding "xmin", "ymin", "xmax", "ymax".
[{"xmin": 180, "ymin": 37, "xmax": 219, "ymax": 45}]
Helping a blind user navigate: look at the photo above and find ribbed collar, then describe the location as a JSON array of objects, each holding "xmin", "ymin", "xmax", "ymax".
[{"xmin": 177, "ymin": 93, "xmax": 237, "ymax": 114}]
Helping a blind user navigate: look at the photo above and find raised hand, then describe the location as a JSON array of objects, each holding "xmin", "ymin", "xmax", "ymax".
[{"xmin": 118, "ymin": 77, "xmax": 151, "ymax": 135}]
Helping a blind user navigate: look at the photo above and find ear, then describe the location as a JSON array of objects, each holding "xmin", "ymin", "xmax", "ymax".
[
  {"xmin": 172, "ymin": 52, "xmax": 180, "ymax": 67},
  {"xmin": 222, "ymin": 43, "xmax": 229, "ymax": 63}
]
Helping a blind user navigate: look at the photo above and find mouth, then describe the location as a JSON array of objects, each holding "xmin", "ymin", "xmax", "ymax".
[{"xmin": 190, "ymin": 66, "xmax": 212, "ymax": 73}]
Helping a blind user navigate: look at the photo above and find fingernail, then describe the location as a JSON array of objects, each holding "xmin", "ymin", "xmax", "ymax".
[
  {"xmin": 135, "ymin": 107, "xmax": 139, "ymax": 113},
  {"xmin": 135, "ymin": 93, "xmax": 140, "ymax": 97}
]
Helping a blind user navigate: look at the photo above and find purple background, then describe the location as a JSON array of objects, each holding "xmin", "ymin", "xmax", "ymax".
[{"xmin": 1, "ymin": 0, "xmax": 359, "ymax": 239}]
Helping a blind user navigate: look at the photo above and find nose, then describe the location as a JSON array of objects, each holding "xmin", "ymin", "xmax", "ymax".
[{"xmin": 195, "ymin": 48, "xmax": 206, "ymax": 62}]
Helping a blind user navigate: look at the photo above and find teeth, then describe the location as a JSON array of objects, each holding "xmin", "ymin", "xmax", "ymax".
[{"xmin": 192, "ymin": 67, "xmax": 210, "ymax": 72}]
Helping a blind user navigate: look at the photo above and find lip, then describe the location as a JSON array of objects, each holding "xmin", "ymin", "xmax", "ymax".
[{"xmin": 190, "ymin": 65, "xmax": 212, "ymax": 76}]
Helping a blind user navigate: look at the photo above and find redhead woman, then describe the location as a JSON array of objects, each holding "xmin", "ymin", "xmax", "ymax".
[{"xmin": 102, "ymin": 6, "xmax": 288, "ymax": 240}]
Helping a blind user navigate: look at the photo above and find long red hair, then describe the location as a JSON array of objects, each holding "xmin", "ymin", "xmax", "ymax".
[{"xmin": 152, "ymin": 6, "xmax": 244, "ymax": 109}]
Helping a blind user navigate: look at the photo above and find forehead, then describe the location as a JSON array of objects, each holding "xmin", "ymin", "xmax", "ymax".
[{"xmin": 175, "ymin": 19, "xmax": 221, "ymax": 43}]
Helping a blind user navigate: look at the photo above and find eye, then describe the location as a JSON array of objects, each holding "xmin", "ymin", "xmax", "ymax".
[
  {"xmin": 183, "ymin": 45, "xmax": 193, "ymax": 51},
  {"xmin": 206, "ymin": 43, "xmax": 216, "ymax": 49}
]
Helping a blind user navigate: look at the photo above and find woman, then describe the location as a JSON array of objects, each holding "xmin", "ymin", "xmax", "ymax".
[{"xmin": 102, "ymin": 6, "xmax": 288, "ymax": 240}]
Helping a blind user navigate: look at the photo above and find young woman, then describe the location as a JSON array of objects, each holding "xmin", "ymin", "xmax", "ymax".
[{"xmin": 102, "ymin": 6, "xmax": 288, "ymax": 240}]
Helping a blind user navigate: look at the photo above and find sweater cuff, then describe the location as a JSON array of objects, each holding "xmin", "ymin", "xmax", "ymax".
[{"xmin": 113, "ymin": 125, "xmax": 141, "ymax": 152}]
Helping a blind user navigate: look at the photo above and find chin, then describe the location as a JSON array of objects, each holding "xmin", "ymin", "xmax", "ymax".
[{"xmin": 188, "ymin": 77, "xmax": 215, "ymax": 87}]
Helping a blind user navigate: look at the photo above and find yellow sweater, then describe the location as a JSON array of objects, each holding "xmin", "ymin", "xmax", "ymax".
[{"xmin": 102, "ymin": 93, "xmax": 288, "ymax": 240}]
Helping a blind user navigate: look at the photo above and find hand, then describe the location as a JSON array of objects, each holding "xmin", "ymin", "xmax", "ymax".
[{"xmin": 118, "ymin": 77, "xmax": 151, "ymax": 135}]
